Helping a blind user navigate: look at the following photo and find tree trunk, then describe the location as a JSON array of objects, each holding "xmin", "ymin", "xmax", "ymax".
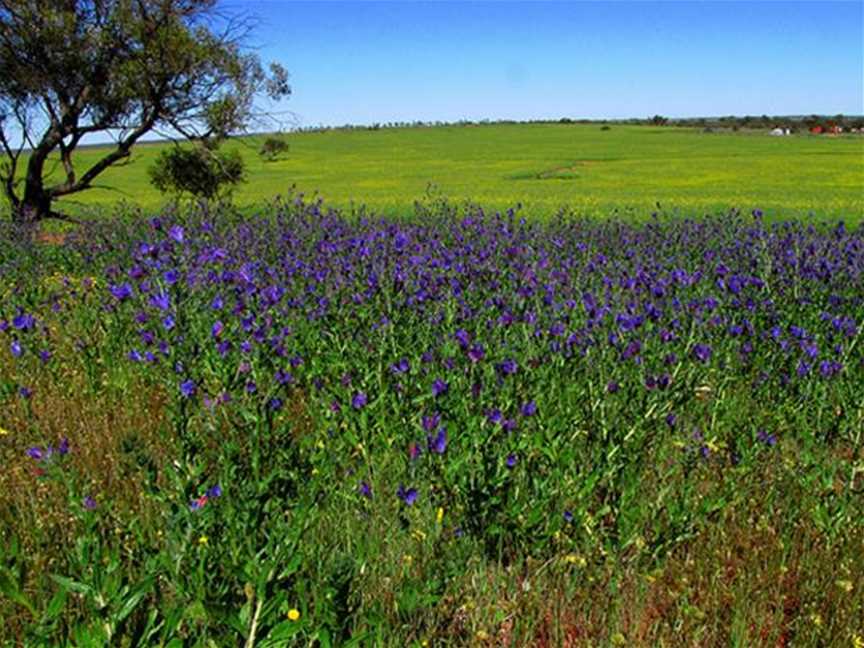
[{"xmin": 12, "ymin": 135, "xmax": 58, "ymax": 224}]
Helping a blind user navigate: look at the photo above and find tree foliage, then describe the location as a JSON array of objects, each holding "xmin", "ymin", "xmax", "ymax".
[
  {"xmin": 259, "ymin": 136, "xmax": 290, "ymax": 162},
  {"xmin": 0, "ymin": 0, "xmax": 290, "ymax": 222},
  {"xmin": 148, "ymin": 144, "xmax": 245, "ymax": 201}
]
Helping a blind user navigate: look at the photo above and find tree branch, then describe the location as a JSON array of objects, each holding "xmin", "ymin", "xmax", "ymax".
[{"xmin": 49, "ymin": 113, "xmax": 157, "ymax": 197}]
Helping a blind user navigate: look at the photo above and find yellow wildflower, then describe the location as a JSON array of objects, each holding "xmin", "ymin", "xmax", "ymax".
[
  {"xmin": 563, "ymin": 553, "xmax": 587, "ymax": 567},
  {"xmin": 436, "ymin": 507, "xmax": 444, "ymax": 524},
  {"xmin": 198, "ymin": 535, "xmax": 208, "ymax": 546},
  {"xmin": 0, "ymin": 425, "xmax": 9, "ymax": 436},
  {"xmin": 836, "ymin": 579, "xmax": 854, "ymax": 593},
  {"xmin": 287, "ymin": 608, "xmax": 300, "ymax": 621},
  {"xmin": 475, "ymin": 629, "xmax": 490, "ymax": 641}
]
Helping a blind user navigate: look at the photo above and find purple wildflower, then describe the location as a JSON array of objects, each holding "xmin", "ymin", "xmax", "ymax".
[
  {"xmin": 520, "ymin": 401, "xmax": 537, "ymax": 417},
  {"xmin": 180, "ymin": 380, "xmax": 196, "ymax": 398},
  {"xmin": 390, "ymin": 358, "xmax": 410, "ymax": 374},
  {"xmin": 428, "ymin": 427, "xmax": 447, "ymax": 454},
  {"xmin": 497, "ymin": 358, "xmax": 518, "ymax": 375},
  {"xmin": 693, "ymin": 344, "xmax": 712, "ymax": 363},
  {"xmin": 351, "ymin": 392, "xmax": 367, "ymax": 410},
  {"xmin": 422, "ymin": 413, "xmax": 441, "ymax": 432},
  {"xmin": 168, "ymin": 225, "xmax": 185, "ymax": 244},
  {"xmin": 431, "ymin": 378, "xmax": 449, "ymax": 397},
  {"xmin": 109, "ymin": 283, "xmax": 133, "ymax": 301},
  {"xmin": 150, "ymin": 292, "xmax": 171, "ymax": 311},
  {"xmin": 397, "ymin": 485, "xmax": 418, "ymax": 506}
]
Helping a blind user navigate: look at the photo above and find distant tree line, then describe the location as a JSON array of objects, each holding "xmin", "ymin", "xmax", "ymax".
[{"xmin": 289, "ymin": 114, "xmax": 864, "ymax": 134}]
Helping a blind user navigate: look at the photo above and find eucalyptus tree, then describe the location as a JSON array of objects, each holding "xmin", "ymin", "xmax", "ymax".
[{"xmin": 0, "ymin": 0, "xmax": 290, "ymax": 222}]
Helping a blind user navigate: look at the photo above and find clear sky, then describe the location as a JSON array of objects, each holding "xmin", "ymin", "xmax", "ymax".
[{"xmin": 235, "ymin": 0, "xmax": 864, "ymax": 128}]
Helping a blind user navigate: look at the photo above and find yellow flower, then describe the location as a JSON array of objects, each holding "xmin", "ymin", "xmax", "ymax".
[
  {"xmin": 836, "ymin": 579, "xmax": 854, "ymax": 593},
  {"xmin": 436, "ymin": 507, "xmax": 444, "ymax": 525},
  {"xmin": 0, "ymin": 425, "xmax": 9, "ymax": 437},
  {"xmin": 853, "ymin": 634, "xmax": 864, "ymax": 648},
  {"xmin": 475, "ymin": 629, "xmax": 490, "ymax": 641},
  {"xmin": 563, "ymin": 553, "xmax": 587, "ymax": 567},
  {"xmin": 287, "ymin": 608, "xmax": 300, "ymax": 621},
  {"xmin": 198, "ymin": 535, "xmax": 209, "ymax": 546}
]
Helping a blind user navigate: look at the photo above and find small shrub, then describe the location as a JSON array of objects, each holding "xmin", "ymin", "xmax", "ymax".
[
  {"xmin": 259, "ymin": 137, "xmax": 290, "ymax": 162},
  {"xmin": 148, "ymin": 145, "xmax": 245, "ymax": 201}
]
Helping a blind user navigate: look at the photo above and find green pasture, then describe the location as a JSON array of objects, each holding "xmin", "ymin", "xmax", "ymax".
[{"xmin": 36, "ymin": 123, "xmax": 864, "ymax": 219}]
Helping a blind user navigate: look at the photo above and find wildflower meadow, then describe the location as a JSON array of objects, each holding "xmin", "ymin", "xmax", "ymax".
[{"xmin": 1, "ymin": 196, "xmax": 863, "ymax": 646}]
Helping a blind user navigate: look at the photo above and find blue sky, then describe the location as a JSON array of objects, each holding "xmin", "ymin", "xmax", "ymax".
[{"xmin": 237, "ymin": 1, "xmax": 863, "ymax": 128}]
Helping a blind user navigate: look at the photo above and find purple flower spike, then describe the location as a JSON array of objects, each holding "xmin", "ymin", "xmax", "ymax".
[
  {"xmin": 207, "ymin": 485, "xmax": 222, "ymax": 498},
  {"xmin": 109, "ymin": 283, "xmax": 133, "ymax": 301},
  {"xmin": 397, "ymin": 485, "xmax": 418, "ymax": 506},
  {"xmin": 58, "ymin": 437, "xmax": 70, "ymax": 456},
  {"xmin": 26, "ymin": 447, "xmax": 43, "ymax": 460},
  {"xmin": 12, "ymin": 313, "xmax": 35, "ymax": 330},
  {"xmin": 506, "ymin": 454, "xmax": 518, "ymax": 469},
  {"xmin": 10, "ymin": 340, "xmax": 22, "ymax": 358},
  {"xmin": 497, "ymin": 359, "xmax": 518, "ymax": 376},
  {"xmin": 351, "ymin": 392, "xmax": 367, "ymax": 410},
  {"xmin": 150, "ymin": 292, "xmax": 171, "ymax": 311},
  {"xmin": 422, "ymin": 413, "xmax": 441, "ymax": 432},
  {"xmin": 431, "ymin": 378, "xmax": 449, "ymax": 397},
  {"xmin": 83, "ymin": 496, "xmax": 97, "ymax": 510},
  {"xmin": 428, "ymin": 427, "xmax": 447, "ymax": 454},
  {"xmin": 757, "ymin": 429, "xmax": 778, "ymax": 447},
  {"xmin": 169, "ymin": 225, "xmax": 185, "ymax": 244},
  {"xmin": 180, "ymin": 380, "xmax": 196, "ymax": 398},
  {"xmin": 359, "ymin": 481, "xmax": 372, "ymax": 499},
  {"xmin": 390, "ymin": 358, "xmax": 410, "ymax": 374},
  {"xmin": 520, "ymin": 401, "xmax": 537, "ymax": 417},
  {"xmin": 563, "ymin": 510, "xmax": 574, "ymax": 523},
  {"xmin": 692, "ymin": 344, "xmax": 712, "ymax": 363}
]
